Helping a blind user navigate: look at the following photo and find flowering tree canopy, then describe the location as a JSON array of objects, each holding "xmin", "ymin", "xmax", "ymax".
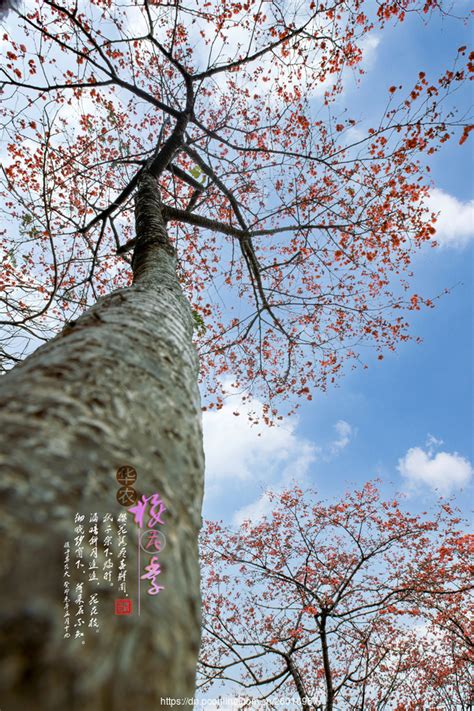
[
  {"xmin": 0, "ymin": 0, "xmax": 472, "ymax": 417},
  {"xmin": 200, "ymin": 483, "xmax": 473, "ymax": 709}
]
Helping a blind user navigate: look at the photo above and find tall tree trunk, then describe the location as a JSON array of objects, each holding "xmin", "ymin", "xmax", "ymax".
[{"xmin": 0, "ymin": 172, "xmax": 204, "ymax": 710}]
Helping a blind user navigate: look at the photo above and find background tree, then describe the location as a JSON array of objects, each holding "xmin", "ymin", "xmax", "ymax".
[
  {"xmin": 0, "ymin": 0, "xmax": 471, "ymax": 708},
  {"xmin": 199, "ymin": 483, "xmax": 473, "ymax": 710}
]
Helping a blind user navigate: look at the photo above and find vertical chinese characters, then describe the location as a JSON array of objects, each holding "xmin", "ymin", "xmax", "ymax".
[
  {"xmin": 64, "ymin": 506, "xmax": 131, "ymax": 640},
  {"xmin": 117, "ymin": 511, "xmax": 128, "ymax": 594},
  {"xmin": 102, "ymin": 513, "xmax": 114, "ymax": 586},
  {"xmin": 88, "ymin": 512, "xmax": 99, "ymax": 584},
  {"xmin": 63, "ymin": 542, "xmax": 70, "ymax": 638}
]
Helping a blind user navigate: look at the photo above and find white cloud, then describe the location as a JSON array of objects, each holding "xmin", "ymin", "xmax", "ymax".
[
  {"xmin": 119, "ymin": 3, "xmax": 149, "ymax": 37},
  {"xmin": 203, "ymin": 396, "xmax": 318, "ymax": 488},
  {"xmin": 425, "ymin": 433, "xmax": 444, "ymax": 454},
  {"xmin": 203, "ymin": 389, "xmax": 355, "ymax": 524},
  {"xmin": 231, "ymin": 417, "xmax": 351, "ymax": 523},
  {"xmin": 233, "ymin": 491, "xmax": 274, "ymax": 526},
  {"xmin": 398, "ymin": 443, "xmax": 473, "ymax": 495},
  {"xmin": 427, "ymin": 188, "xmax": 474, "ymax": 248},
  {"xmin": 329, "ymin": 419, "xmax": 353, "ymax": 455},
  {"xmin": 359, "ymin": 34, "xmax": 380, "ymax": 71}
]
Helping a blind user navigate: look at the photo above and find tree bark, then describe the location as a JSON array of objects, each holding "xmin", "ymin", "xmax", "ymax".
[
  {"xmin": 0, "ymin": 172, "xmax": 204, "ymax": 710},
  {"xmin": 285, "ymin": 653, "xmax": 311, "ymax": 711},
  {"xmin": 320, "ymin": 616, "xmax": 335, "ymax": 711}
]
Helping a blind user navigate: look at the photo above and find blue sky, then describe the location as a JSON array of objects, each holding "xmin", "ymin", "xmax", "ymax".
[{"xmin": 202, "ymin": 5, "xmax": 473, "ymax": 524}]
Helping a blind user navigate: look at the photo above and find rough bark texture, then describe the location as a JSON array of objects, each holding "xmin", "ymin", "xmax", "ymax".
[{"xmin": 0, "ymin": 172, "xmax": 204, "ymax": 710}]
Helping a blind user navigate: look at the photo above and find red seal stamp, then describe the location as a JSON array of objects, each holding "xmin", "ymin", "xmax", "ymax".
[{"xmin": 115, "ymin": 599, "xmax": 132, "ymax": 615}]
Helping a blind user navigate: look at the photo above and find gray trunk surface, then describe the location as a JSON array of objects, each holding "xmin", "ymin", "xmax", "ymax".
[{"xmin": 0, "ymin": 173, "xmax": 205, "ymax": 709}]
